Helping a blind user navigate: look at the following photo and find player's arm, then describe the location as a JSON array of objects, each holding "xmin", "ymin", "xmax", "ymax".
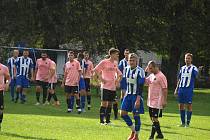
[
  {"xmin": 30, "ymin": 59, "xmax": 35, "ymax": 81},
  {"xmin": 162, "ymin": 88, "xmax": 168, "ymax": 108},
  {"xmin": 93, "ymin": 61, "xmax": 105, "ymax": 83},
  {"xmin": 115, "ymin": 68, "xmax": 122, "ymax": 86},
  {"xmin": 61, "ymin": 71, "xmax": 67, "ymax": 88},
  {"xmin": 5, "ymin": 67, "xmax": 11, "ymax": 91},
  {"xmin": 174, "ymin": 68, "xmax": 181, "ymax": 96},
  {"xmin": 135, "ymin": 71, "xmax": 145, "ymax": 109}
]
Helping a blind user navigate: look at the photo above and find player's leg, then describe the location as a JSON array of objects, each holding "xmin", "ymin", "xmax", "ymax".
[
  {"xmin": 132, "ymin": 113, "xmax": 141, "ymax": 140},
  {"xmin": 105, "ymin": 90, "xmax": 116, "ymax": 124},
  {"xmin": 186, "ymin": 91, "xmax": 193, "ymax": 127},
  {"xmin": 100, "ymin": 89, "xmax": 108, "ymax": 124},
  {"xmin": 20, "ymin": 76, "xmax": 30, "ymax": 103},
  {"xmin": 0, "ymin": 90, "xmax": 4, "ymax": 130},
  {"xmin": 35, "ymin": 81, "xmax": 42, "ymax": 105},
  {"xmin": 42, "ymin": 82, "xmax": 48, "ymax": 104},
  {"xmin": 113, "ymin": 98, "xmax": 118, "ymax": 119},
  {"xmin": 74, "ymin": 86, "xmax": 81, "ymax": 114},
  {"xmin": 51, "ymin": 83, "xmax": 59, "ymax": 106},
  {"xmin": 47, "ymin": 85, "xmax": 52, "ymax": 104},
  {"xmin": 120, "ymin": 77, "xmax": 126, "ymax": 103},
  {"xmin": 79, "ymin": 78, "xmax": 86, "ymax": 112},
  {"xmin": 65, "ymin": 86, "xmax": 72, "ymax": 112},
  {"xmin": 178, "ymin": 89, "xmax": 186, "ymax": 126},
  {"xmin": 15, "ymin": 76, "xmax": 22, "ymax": 103},
  {"xmin": 148, "ymin": 107, "xmax": 156, "ymax": 140},
  {"xmin": 10, "ymin": 79, "xmax": 15, "ymax": 101},
  {"xmin": 85, "ymin": 78, "xmax": 91, "ymax": 110}
]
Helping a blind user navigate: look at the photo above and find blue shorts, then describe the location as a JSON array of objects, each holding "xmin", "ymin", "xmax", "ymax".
[
  {"xmin": 79, "ymin": 77, "xmax": 86, "ymax": 91},
  {"xmin": 121, "ymin": 94, "xmax": 144, "ymax": 114},
  {"xmin": 16, "ymin": 75, "xmax": 30, "ymax": 88},
  {"xmin": 178, "ymin": 88, "xmax": 193, "ymax": 104},
  {"xmin": 120, "ymin": 77, "xmax": 127, "ymax": 90}
]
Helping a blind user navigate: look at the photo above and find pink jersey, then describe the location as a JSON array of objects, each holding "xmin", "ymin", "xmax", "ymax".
[
  {"xmin": 146, "ymin": 71, "xmax": 167, "ymax": 109},
  {"xmin": 36, "ymin": 58, "xmax": 52, "ymax": 82},
  {"xmin": 83, "ymin": 59, "xmax": 94, "ymax": 79},
  {"xmin": 94, "ymin": 59, "xmax": 122, "ymax": 91},
  {"xmin": 0, "ymin": 64, "xmax": 9, "ymax": 91},
  {"xmin": 65, "ymin": 60, "xmax": 81, "ymax": 86},
  {"xmin": 48, "ymin": 60, "xmax": 57, "ymax": 83}
]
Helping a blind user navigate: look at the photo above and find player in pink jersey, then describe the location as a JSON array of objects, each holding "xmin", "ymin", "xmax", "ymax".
[
  {"xmin": 0, "ymin": 57, "xmax": 10, "ymax": 130},
  {"xmin": 35, "ymin": 52, "xmax": 53, "ymax": 105},
  {"xmin": 46, "ymin": 60, "xmax": 60, "ymax": 106},
  {"xmin": 145, "ymin": 61, "xmax": 168, "ymax": 140},
  {"xmin": 62, "ymin": 51, "xmax": 82, "ymax": 114},
  {"xmin": 83, "ymin": 51, "xmax": 94, "ymax": 110},
  {"xmin": 94, "ymin": 48, "xmax": 122, "ymax": 125}
]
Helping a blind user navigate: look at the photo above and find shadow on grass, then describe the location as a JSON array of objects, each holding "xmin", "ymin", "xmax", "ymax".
[{"xmin": 1, "ymin": 131, "xmax": 57, "ymax": 140}]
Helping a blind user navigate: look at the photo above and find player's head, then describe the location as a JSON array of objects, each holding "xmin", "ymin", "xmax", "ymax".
[
  {"xmin": 109, "ymin": 48, "xmax": 119, "ymax": 61},
  {"xmin": 13, "ymin": 49, "xmax": 19, "ymax": 58},
  {"xmin": 41, "ymin": 51, "xmax": 48, "ymax": 60},
  {"xmin": 185, "ymin": 53, "xmax": 193, "ymax": 66},
  {"xmin": 147, "ymin": 61, "xmax": 158, "ymax": 74},
  {"xmin": 77, "ymin": 52, "xmax": 84, "ymax": 61},
  {"xmin": 23, "ymin": 49, "xmax": 29, "ymax": 58},
  {"xmin": 128, "ymin": 53, "xmax": 138, "ymax": 68},
  {"xmin": 104, "ymin": 55, "xmax": 110, "ymax": 59},
  {"xmin": 68, "ymin": 51, "xmax": 75, "ymax": 61},
  {"xmin": 83, "ymin": 51, "xmax": 89, "ymax": 59},
  {"xmin": 124, "ymin": 49, "xmax": 130, "ymax": 60}
]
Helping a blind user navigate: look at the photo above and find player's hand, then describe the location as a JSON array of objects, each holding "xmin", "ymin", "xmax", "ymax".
[
  {"xmin": 115, "ymin": 80, "xmax": 120, "ymax": 87},
  {"xmin": 174, "ymin": 89, "xmax": 178, "ymax": 97},
  {"xmin": 134, "ymin": 96, "xmax": 141, "ymax": 109},
  {"xmin": 31, "ymin": 77, "xmax": 35, "ymax": 82},
  {"xmin": 61, "ymin": 83, "xmax": 65, "ymax": 88}
]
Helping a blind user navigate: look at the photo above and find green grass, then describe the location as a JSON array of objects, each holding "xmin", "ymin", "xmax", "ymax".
[{"xmin": 0, "ymin": 87, "xmax": 210, "ymax": 140}]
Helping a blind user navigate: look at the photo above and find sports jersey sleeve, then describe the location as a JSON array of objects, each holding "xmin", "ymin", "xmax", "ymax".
[
  {"xmin": 178, "ymin": 68, "xmax": 182, "ymax": 80},
  {"xmin": 193, "ymin": 66, "xmax": 198, "ymax": 78},
  {"xmin": 7, "ymin": 59, "xmax": 11, "ymax": 67},
  {"xmin": 29, "ymin": 59, "xmax": 34, "ymax": 69},
  {"xmin": 94, "ymin": 60, "xmax": 104, "ymax": 74},
  {"xmin": 15, "ymin": 58, "xmax": 20, "ymax": 67},
  {"xmin": 118, "ymin": 60, "xmax": 123, "ymax": 72},
  {"xmin": 137, "ymin": 69, "xmax": 145, "ymax": 96},
  {"xmin": 160, "ymin": 75, "xmax": 168, "ymax": 89}
]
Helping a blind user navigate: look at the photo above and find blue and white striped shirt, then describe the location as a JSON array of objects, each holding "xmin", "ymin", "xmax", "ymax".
[
  {"xmin": 124, "ymin": 66, "xmax": 145, "ymax": 96},
  {"xmin": 7, "ymin": 57, "xmax": 18, "ymax": 79},
  {"xmin": 15, "ymin": 56, "xmax": 34, "ymax": 77},
  {"xmin": 119, "ymin": 58, "xmax": 128, "ymax": 78},
  {"xmin": 178, "ymin": 64, "xmax": 198, "ymax": 89}
]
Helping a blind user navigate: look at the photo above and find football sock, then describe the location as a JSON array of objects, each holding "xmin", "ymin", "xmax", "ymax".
[
  {"xmin": 76, "ymin": 99, "xmax": 81, "ymax": 109},
  {"xmin": 87, "ymin": 95, "xmax": 91, "ymax": 105},
  {"xmin": 154, "ymin": 121, "xmax": 162, "ymax": 136},
  {"xmin": 80, "ymin": 96, "xmax": 86, "ymax": 109},
  {"xmin": 121, "ymin": 115, "xmax": 133, "ymax": 128},
  {"xmin": 187, "ymin": 111, "xmax": 192, "ymax": 125},
  {"xmin": 52, "ymin": 93, "xmax": 58, "ymax": 102},
  {"xmin": 134, "ymin": 115, "xmax": 141, "ymax": 133},
  {"xmin": 47, "ymin": 94, "xmax": 52, "ymax": 102},
  {"xmin": 105, "ymin": 107, "xmax": 112, "ymax": 123},
  {"xmin": 70, "ymin": 96, "xmax": 75, "ymax": 109},
  {"xmin": 113, "ymin": 103, "xmax": 118, "ymax": 118},
  {"xmin": 180, "ymin": 110, "xmax": 186, "ymax": 124},
  {"xmin": 42, "ymin": 87, "xmax": 47, "ymax": 103},
  {"xmin": 0, "ymin": 112, "xmax": 3, "ymax": 123},
  {"xmin": 99, "ymin": 106, "xmax": 106, "ymax": 123},
  {"xmin": 36, "ymin": 92, "xmax": 40, "ymax": 102}
]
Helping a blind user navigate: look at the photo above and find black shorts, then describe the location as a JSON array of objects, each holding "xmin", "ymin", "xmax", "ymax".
[
  {"xmin": 84, "ymin": 78, "xmax": 90, "ymax": 92},
  {"xmin": 36, "ymin": 80, "xmax": 49, "ymax": 89},
  {"xmin": 149, "ymin": 107, "xmax": 162, "ymax": 118},
  {"xmin": 0, "ymin": 91, "xmax": 4, "ymax": 110},
  {"xmin": 65, "ymin": 86, "xmax": 79, "ymax": 94},
  {"xmin": 48, "ymin": 83, "xmax": 56, "ymax": 90},
  {"xmin": 101, "ymin": 89, "xmax": 116, "ymax": 102}
]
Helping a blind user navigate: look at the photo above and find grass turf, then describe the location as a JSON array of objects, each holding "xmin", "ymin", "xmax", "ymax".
[{"xmin": 0, "ymin": 87, "xmax": 210, "ymax": 140}]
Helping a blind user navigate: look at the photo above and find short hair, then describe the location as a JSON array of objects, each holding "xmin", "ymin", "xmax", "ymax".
[
  {"xmin": 128, "ymin": 53, "xmax": 138, "ymax": 60},
  {"xmin": 108, "ymin": 48, "xmax": 119, "ymax": 55},
  {"xmin": 83, "ymin": 51, "xmax": 89, "ymax": 55},
  {"xmin": 41, "ymin": 51, "xmax": 47, "ymax": 54},
  {"xmin": 104, "ymin": 55, "xmax": 110, "ymax": 59},
  {"xmin": 148, "ymin": 61, "xmax": 157, "ymax": 68},
  {"xmin": 68, "ymin": 51, "xmax": 74, "ymax": 54},
  {"xmin": 124, "ymin": 49, "xmax": 129, "ymax": 52},
  {"xmin": 23, "ymin": 49, "xmax": 29, "ymax": 52},
  {"xmin": 77, "ymin": 53, "xmax": 84, "ymax": 59},
  {"xmin": 185, "ymin": 53, "xmax": 193, "ymax": 59}
]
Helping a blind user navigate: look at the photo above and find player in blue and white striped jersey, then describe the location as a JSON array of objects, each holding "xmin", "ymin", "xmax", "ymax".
[
  {"xmin": 118, "ymin": 49, "xmax": 130, "ymax": 102},
  {"xmin": 174, "ymin": 53, "xmax": 198, "ymax": 127},
  {"xmin": 120, "ymin": 53, "xmax": 145, "ymax": 140},
  {"xmin": 7, "ymin": 50, "xmax": 19, "ymax": 101},
  {"xmin": 14, "ymin": 49, "xmax": 34, "ymax": 103}
]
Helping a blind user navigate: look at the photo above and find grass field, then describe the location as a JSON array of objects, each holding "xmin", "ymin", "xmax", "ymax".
[{"xmin": 0, "ymin": 87, "xmax": 210, "ymax": 140}]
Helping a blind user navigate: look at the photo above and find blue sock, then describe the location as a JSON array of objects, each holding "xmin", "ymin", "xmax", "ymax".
[
  {"xmin": 10, "ymin": 83, "xmax": 15, "ymax": 100},
  {"xmin": 70, "ymin": 96, "xmax": 75, "ymax": 109},
  {"xmin": 134, "ymin": 115, "xmax": 141, "ymax": 132},
  {"xmin": 81, "ymin": 96, "xmax": 86, "ymax": 109},
  {"xmin": 121, "ymin": 115, "xmax": 133, "ymax": 127},
  {"xmin": 180, "ymin": 110, "xmax": 186, "ymax": 124},
  {"xmin": 187, "ymin": 111, "xmax": 192, "ymax": 125}
]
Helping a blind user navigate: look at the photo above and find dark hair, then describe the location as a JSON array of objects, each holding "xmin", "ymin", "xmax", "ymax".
[
  {"xmin": 68, "ymin": 51, "xmax": 74, "ymax": 54},
  {"xmin": 77, "ymin": 53, "xmax": 84, "ymax": 59},
  {"xmin": 148, "ymin": 61, "xmax": 157, "ymax": 68},
  {"xmin": 41, "ymin": 51, "xmax": 47, "ymax": 55},
  {"xmin": 23, "ymin": 49, "xmax": 29, "ymax": 52},
  {"xmin": 109, "ymin": 48, "xmax": 119, "ymax": 55},
  {"xmin": 83, "ymin": 51, "xmax": 89, "ymax": 55},
  {"xmin": 124, "ymin": 49, "xmax": 129, "ymax": 52}
]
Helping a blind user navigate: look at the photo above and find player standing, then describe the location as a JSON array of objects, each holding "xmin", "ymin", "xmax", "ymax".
[
  {"xmin": 62, "ymin": 51, "xmax": 82, "ymax": 114},
  {"xmin": 0, "ymin": 57, "xmax": 10, "ymax": 130},
  {"xmin": 145, "ymin": 61, "xmax": 168, "ymax": 140},
  {"xmin": 94, "ymin": 48, "xmax": 122, "ymax": 125},
  {"xmin": 120, "ymin": 53, "xmax": 145, "ymax": 140},
  {"xmin": 174, "ymin": 53, "xmax": 198, "ymax": 127}
]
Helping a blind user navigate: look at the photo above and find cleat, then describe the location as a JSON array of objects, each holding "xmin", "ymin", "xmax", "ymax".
[
  {"xmin": 87, "ymin": 105, "xmax": 91, "ymax": 110},
  {"xmin": 67, "ymin": 109, "xmax": 72, "ymax": 113},
  {"xmin": 78, "ymin": 109, "xmax": 82, "ymax": 114},
  {"xmin": 185, "ymin": 124, "xmax": 190, "ymax": 128},
  {"xmin": 131, "ymin": 134, "xmax": 139, "ymax": 140},
  {"xmin": 100, "ymin": 122, "xmax": 106, "ymax": 125},
  {"xmin": 178, "ymin": 124, "xmax": 185, "ymax": 127},
  {"xmin": 105, "ymin": 121, "xmax": 114, "ymax": 126},
  {"xmin": 127, "ymin": 131, "xmax": 135, "ymax": 140},
  {"xmin": 156, "ymin": 134, "xmax": 164, "ymax": 139},
  {"xmin": 148, "ymin": 136, "xmax": 154, "ymax": 140},
  {"xmin": 35, "ymin": 102, "xmax": 40, "ymax": 106},
  {"xmin": 43, "ymin": 101, "xmax": 50, "ymax": 105}
]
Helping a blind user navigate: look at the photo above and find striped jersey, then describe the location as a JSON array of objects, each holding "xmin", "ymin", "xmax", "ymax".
[
  {"xmin": 124, "ymin": 66, "xmax": 145, "ymax": 95},
  {"xmin": 119, "ymin": 58, "xmax": 128, "ymax": 77},
  {"xmin": 15, "ymin": 56, "xmax": 34, "ymax": 77},
  {"xmin": 7, "ymin": 57, "xmax": 18, "ymax": 79},
  {"xmin": 178, "ymin": 64, "xmax": 198, "ymax": 89}
]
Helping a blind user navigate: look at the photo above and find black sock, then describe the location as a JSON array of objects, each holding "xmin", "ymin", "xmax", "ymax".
[
  {"xmin": 42, "ymin": 88, "xmax": 47, "ymax": 103},
  {"xmin": 113, "ymin": 103, "xmax": 118, "ymax": 118},
  {"xmin": 154, "ymin": 121, "xmax": 162, "ymax": 136},
  {"xmin": 87, "ymin": 95, "xmax": 91, "ymax": 105},
  {"xmin": 66, "ymin": 99, "xmax": 70, "ymax": 108},
  {"xmin": 150, "ymin": 123, "xmax": 156, "ymax": 138},
  {"xmin": 36, "ymin": 92, "xmax": 40, "ymax": 102},
  {"xmin": 105, "ymin": 107, "xmax": 112, "ymax": 123},
  {"xmin": 100, "ymin": 106, "xmax": 106, "ymax": 123},
  {"xmin": 47, "ymin": 94, "xmax": 52, "ymax": 102},
  {"xmin": 76, "ymin": 99, "xmax": 81, "ymax": 109},
  {"xmin": 52, "ymin": 93, "xmax": 58, "ymax": 101},
  {"xmin": 0, "ymin": 112, "xmax": 3, "ymax": 124}
]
